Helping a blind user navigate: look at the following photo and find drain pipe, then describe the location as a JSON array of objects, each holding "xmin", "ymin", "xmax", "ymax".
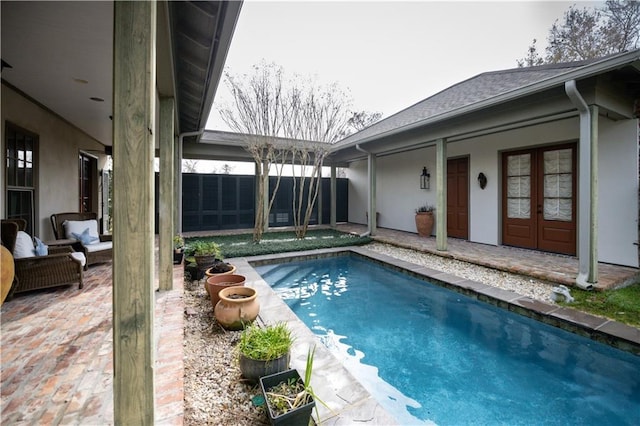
[
  {"xmin": 355, "ymin": 144, "xmax": 375, "ymax": 237},
  {"xmin": 565, "ymin": 81, "xmax": 596, "ymax": 291},
  {"xmin": 176, "ymin": 130, "xmax": 204, "ymax": 233}
]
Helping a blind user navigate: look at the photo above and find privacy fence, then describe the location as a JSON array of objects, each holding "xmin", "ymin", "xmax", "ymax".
[{"xmin": 155, "ymin": 173, "xmax": 348, "ymax": 233}]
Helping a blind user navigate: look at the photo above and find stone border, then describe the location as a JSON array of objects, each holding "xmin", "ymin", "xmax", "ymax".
[{"xmin": 230, "ymin": 246, "xmax": 640, "ymax": 424}]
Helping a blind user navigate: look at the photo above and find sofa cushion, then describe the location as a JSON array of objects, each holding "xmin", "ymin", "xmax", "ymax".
[
  {"xmin": 14, "ymin": 231, "xmax": 35, "ymax": 259},
  {"xmin": 84, "ymin": 241, "xmax": 112, "ymax": 253},
  {"xmin": 64, "ymin": 220, "xmax": 100, "ymax": 245},
  {"xmin": 33, "ymin": 237, "xmax": 49, "ymax": 256},
  {"xmin": 70, "ymin": 252, "xmax": 87, "ymax": 267}
]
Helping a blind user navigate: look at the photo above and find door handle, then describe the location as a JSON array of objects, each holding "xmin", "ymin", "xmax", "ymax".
[{"xmin": 537, "ymin": 204, "xmax": 542, "ymax": 214}]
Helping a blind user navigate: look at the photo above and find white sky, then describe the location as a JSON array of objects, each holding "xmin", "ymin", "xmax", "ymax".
[{"xmin": 206, "ymin": 0, "xmax": 601, "ymax": 132}]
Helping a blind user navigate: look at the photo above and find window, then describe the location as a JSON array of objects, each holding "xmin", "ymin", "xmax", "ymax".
[
  {"xmin": 79, "ymin": 153, "xmax": 96, "ymax": 212},
  {"xmin": 5, "ymin": 123, "xmax": 37, "ymax": 234}
]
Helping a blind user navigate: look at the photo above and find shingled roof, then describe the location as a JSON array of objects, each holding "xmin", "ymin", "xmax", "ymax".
[{"xmin": 335, "ymin": 57, "xmax": 608, "ymax": 146}]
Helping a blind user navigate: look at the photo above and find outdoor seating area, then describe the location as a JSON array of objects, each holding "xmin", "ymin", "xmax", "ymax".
[
  {"xmin": 1, "ymin": 229, "xmax": 639, "ymax": 423},
  {"xmin": 50, "ymin": 212, "xmax": 113, "ymax": 269},
  {"xmin": 1, "ymin": 219, "xmax": 84, "ymax": 297}
]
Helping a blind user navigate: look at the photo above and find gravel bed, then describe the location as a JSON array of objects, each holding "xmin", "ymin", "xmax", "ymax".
[
  {"xmin": 183, "ymin": 243, "xmax": 559, "ymax": 424},
  {"xmin": 366, "ymin": 242, "xmax": 558, "ymax": 302},
  {"xmin": 183, "ymin": 278, "xmax": 268, "ymax": 426}
]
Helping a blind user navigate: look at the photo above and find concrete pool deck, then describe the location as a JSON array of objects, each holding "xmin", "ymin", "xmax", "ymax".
[{"xmin": 234, "ymin": 246, "xmax": 640, "ymax": 425}]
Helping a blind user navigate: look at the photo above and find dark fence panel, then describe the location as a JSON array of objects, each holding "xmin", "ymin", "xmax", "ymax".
[{"xmin": 155, "ymin": 173, "xmax": 347, "ymax": 233}]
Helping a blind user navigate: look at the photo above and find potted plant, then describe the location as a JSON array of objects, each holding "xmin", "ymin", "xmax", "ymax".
[
  {"xmin": 206, "ymin": 274, "xmax": 246, "ymax": 306},
  {"xmin": 214, "ymin": 286, "xmax": 260, "ymax": 330},
  {"xmin": 237, "ymin": 323, "xmax": 293, "ymax": 384},
  {"xmin": 190, "ymin": 240, "xmax": 221, "ymax": 269},
  {"xmin": 173, "ymin": 234, "xmax": 185, "ymax": 264},
  {"xmin": 260, "ymin": 346, "xmax": 327, "ymax": 425},
  {"xmin": 415, "ymin": 204, "xmax": 435, "ymax": 237}
]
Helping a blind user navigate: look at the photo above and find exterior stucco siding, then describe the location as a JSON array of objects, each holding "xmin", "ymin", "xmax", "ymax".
[
  {"xmin": 347, "ymin": 116, "xmax": 639, "ymax": 267},
  {"xmin": 1, "ymin": 84, "xmax": 106, "ymax": 240},
  {"xmin": 597, "ymin": 117, "xmax": 638, "ymax": 267}
]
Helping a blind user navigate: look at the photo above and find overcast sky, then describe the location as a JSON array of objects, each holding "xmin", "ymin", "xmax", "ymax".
[{"xmin": 205, "ymin": 0, "xmax": 600, "ymax": 132}]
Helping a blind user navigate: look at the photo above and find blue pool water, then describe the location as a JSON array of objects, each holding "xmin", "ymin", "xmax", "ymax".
[{"xmin": 256, "ymin": 255, "xmax": 640, "ymax": 426}]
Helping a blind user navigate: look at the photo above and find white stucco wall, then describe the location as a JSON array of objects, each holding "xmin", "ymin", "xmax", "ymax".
[
  {"xmin": 1, "ymin": 84, "xmax": 107, "ymax": 240},
  {"xmin": 597, "ymin": 118, "xmax": 638, "ymax": 266},
  {"xmin": 347, "ymin": 160, "xmax": 368, "ymax": 225},
  {"xmin": 347, "ymin": 115, "xmax": 639, "ymax": 267}
]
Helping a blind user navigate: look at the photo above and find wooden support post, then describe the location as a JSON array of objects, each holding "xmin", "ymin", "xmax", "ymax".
[
  {"xmin": 436, "ymin": 138, "xmax": 447, "ymax": 251},
  {"xmin": 369, "ymin": 154, "xmax": 377, "ymax": 235},
  {"xmin": 159, "ymin": 97, "xmax": 175, "ymax": 291},
  {"xmin": 330, "ymin": 165, "xmax": 337, "ymax": 228},
  {"xmin": 175, "ymin": 138, "xmax": 182, "ymax": 234},
  {"xmin": 317, "ymin": 166, "xmax": 323, "ymax": 225},
  {"xmin": 113, "ymin": 1, "xmax": 156, "ymax": 423}
]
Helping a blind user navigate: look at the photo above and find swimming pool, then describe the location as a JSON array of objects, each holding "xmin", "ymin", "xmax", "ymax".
[{"xmin": 256, "ymin": 254, "xmax": 640, "ymax": 425}]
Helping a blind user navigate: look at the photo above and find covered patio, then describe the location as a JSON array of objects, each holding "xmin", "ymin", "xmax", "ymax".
[{"xmin": 2, "ymin": 229, "xmax": 638, "ymax": 424}]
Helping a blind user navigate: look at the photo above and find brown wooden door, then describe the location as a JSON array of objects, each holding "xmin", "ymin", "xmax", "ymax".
[
  {"xmin": 502, "ymin": 144, "xmax": 576, "ymax": 255},
  {"xmin": 447, "ymin": 157, "xmax": 468, "ymax": 239}
]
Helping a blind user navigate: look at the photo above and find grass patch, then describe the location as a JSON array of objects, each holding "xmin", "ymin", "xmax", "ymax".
[
  {"xmin": 565, "ymin": 283, "xmax": 640, "ymax": 327},
  {"xmin": 185, "ymin": 229, "xmax": 371, "ymax": 258}
]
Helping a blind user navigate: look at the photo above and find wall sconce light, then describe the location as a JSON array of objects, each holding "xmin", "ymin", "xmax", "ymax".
[
  {"xmin": 478, "ymin": 172, "xmax": 487, "ymax": 189},
  {"xmin": 420, "ymin": 166, "xmax": 430, "ymax": 190}
]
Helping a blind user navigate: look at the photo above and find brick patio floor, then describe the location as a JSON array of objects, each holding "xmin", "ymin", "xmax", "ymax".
[
  {"xmin": 2, "ymin": 224, "xmax": 638, "ymax": 425},
  {"xmin": 1, "ymin": 262, "xmax": 184, "ymax": 425}
]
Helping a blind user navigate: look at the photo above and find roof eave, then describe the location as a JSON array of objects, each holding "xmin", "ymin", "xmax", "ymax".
[
  {"xmin": 331, "ymin": 49, "xmax": 640, "ymax": 153},
  {"xmin": 196, "ymin": 1, "xmax": 242, "ymax": 138}
]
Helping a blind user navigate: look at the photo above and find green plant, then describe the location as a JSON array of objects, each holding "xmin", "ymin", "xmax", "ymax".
[
  {"xmin": 184, "ymin": 230, "xmax": 371, "ymax": 258},
  {"xmin": 238, "ymin": 323, "xmax": 293, "ymax": 361},
  {"xmin": 416, "ymin": 204, "xmax": 435, "ymax": 213},
  {"xmin": 173, "ymin": 234, "xmax": 185, "ymax": 250},
  {"xmin": 190, "ymin": 240, "xmax": 222, "ymax": 258},
  {"xmin": 263, "ymin": 345, "xmax": 331, "ymax": 420},
  {"xmin": 561, "ymin": 283, "xmax": 640, "ymax": 327}
]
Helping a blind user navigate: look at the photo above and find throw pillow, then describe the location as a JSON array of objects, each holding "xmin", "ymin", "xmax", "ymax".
[
  {"xmin": 63, "ymin": 219, "xmax": 99, "ymax": 242},
  {"xmin": 14, "ymin": 231, "xmax": 35, "ymax": 259},
  {"xmin": 72, "ymin": 228, "xmax": 99, "ymax": 245},
  {"xmin": 33, "ymin": 237, "xmax": 49, "ymax": 256}
]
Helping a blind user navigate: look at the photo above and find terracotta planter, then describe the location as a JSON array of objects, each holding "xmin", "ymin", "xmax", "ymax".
[
  {"xmin": 214, "ymin": 286, "xmax": 259, "ymax": 330},
  {"xmin": 206, "ymin": 273, "xmax": 245, "ymax": 307},
  {"xmin": 204, "ymin": 263, "xmax": 236, "ymax": 277},
  {"xmin": 239, "ymin": 352, "xmax": 290, "ymax": 384},
  {"xmin": 415, "ymin": 212, "xmax": 434, "ymax": 237}
]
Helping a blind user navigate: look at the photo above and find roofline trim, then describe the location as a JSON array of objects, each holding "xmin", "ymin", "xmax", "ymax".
[
  {"xmin": 195, "ymin": 1, "xmax": 243, "ymax": 139},
  {"xmin": 332, "ymin": 49, "xmax": 640, "ymax": 152}
]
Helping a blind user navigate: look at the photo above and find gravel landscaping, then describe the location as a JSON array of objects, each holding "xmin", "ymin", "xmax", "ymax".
[{"xmin": 183, "ymin": 242, "xmax": 558, "ymax": 424}]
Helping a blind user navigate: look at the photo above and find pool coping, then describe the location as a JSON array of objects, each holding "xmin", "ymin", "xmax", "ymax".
[{"xmin": 230, "ymin": 246, "xmax": 640, "ymax": 425}]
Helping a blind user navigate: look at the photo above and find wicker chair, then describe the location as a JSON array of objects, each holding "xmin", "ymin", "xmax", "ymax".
[
  {"xmin": 50, "ymin": 212, "xmax": 112, "ymax": 269},
  {"xmin": 1, "ymin": 219, "xmax": 84, "ymax": 295}
]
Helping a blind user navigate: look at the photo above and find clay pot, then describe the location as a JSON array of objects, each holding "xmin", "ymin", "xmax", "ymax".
[
  {"xmin": 415, "ymin": 211, "xmax": 434, "ymax": 237},
  {"xmin": 214, "ymin": 286, "xmax": 259, "ymax": 331},
  {"xmin": 204, "ymin": 263, "xmax": 237, "ymax": 277},
  {"xmin": 206, "ymin": 274, "xmax": 246, "ymax": 307}
]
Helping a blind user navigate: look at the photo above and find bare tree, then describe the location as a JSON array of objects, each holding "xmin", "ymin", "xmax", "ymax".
[
  {"xmin": 219, "ymin": 63, "xmax": 290, "ymax": 242},
  {"xmin": 220, "ymin": 164, "xmax": 234, "ymax": 174},
  {"xmin": 182, "ymin": 159, "xmax": 199, "ymax": 173},
  {"xmin": 219, "ymin": 62, "xmax": 359, "ymax": 240},
  {"xmin": 516, "ymin": 39, "xmax": 545, "ymax": 67},
  {"xmin": 347, "ymin": 111, "xmax": 382, "ymax": 132},
  {"xmin": 290, "ymin": 142, "xmax": 330, "ymax": 238},
  {"xmin": 517, "ymin": 1, "xmax": 640, "ymax": 66}
]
